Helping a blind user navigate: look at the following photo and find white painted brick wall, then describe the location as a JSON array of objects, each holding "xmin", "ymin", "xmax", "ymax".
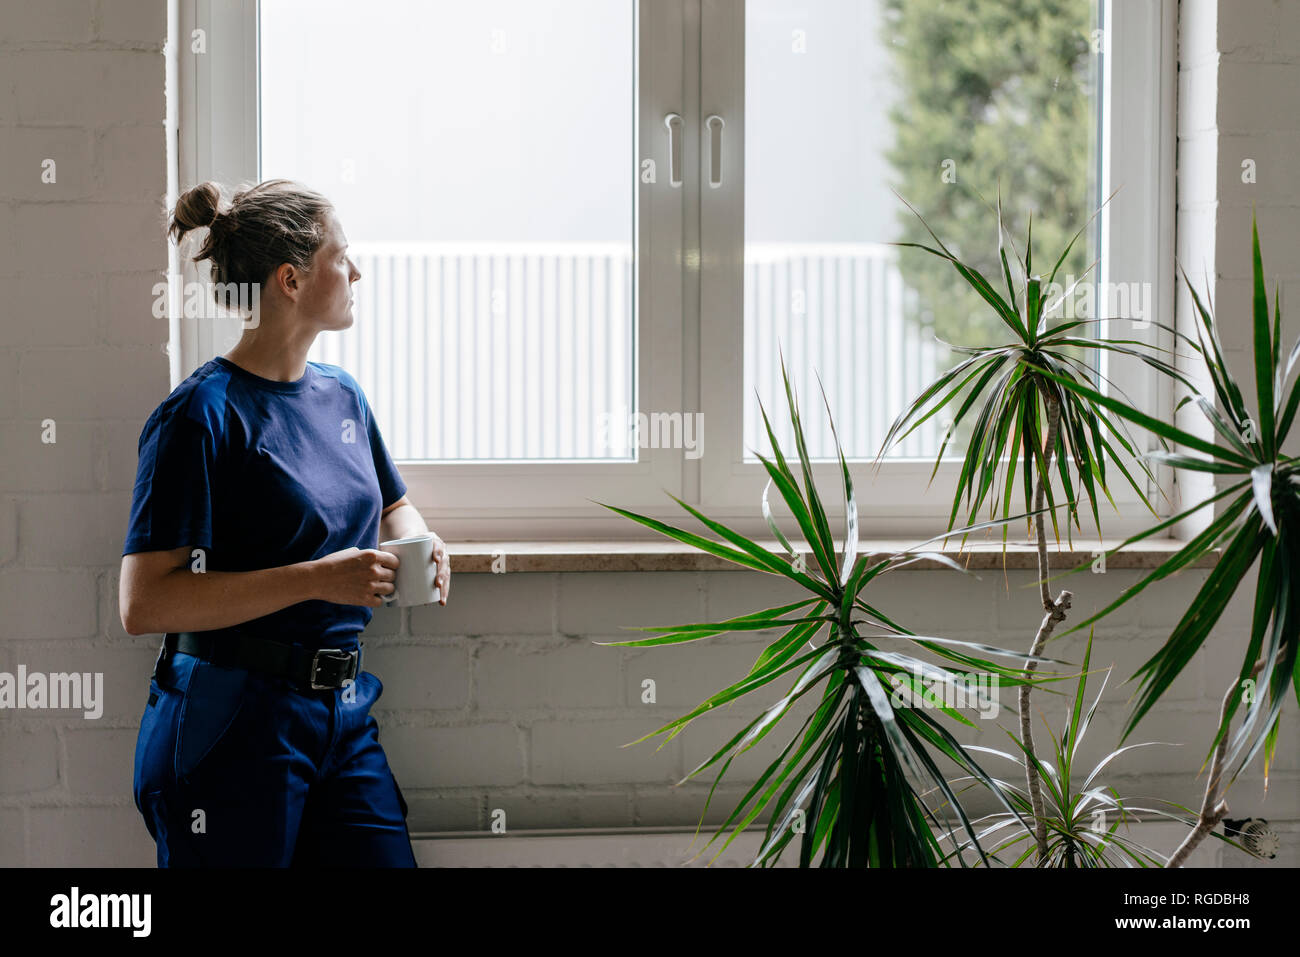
[
  {"xmin": 0, "ymin": 727, "xmax": 59, "ymax": 793},
  {"xmin": 102, "ymin": 272, "xmax": 170, "ymax": 347},
  {"xmin": 0, "ymin": 1, "xmax": 95, "ymax": 46},
  {"xmin": 0, "ymin": 421, "xmax": 96, "ymax": 490},
  {"xmin": 0, "ymin": 569, "xmax": 98, "ymax": 638},
  {"xmin": 0, "ymin": 0, "xmax": 170, "ymax": 868},
  {"xmin": 1207, "ymin": 0, "xmax": 1300, "ymax": 345},
  {"xmin": 6, "ymin": 275, "xmax": 98, "ymax": 347},
  {"xmin": 0, "ymin": 128, "xmax": 93, "ymax": 201},
  {"xmin": 0, "ymin": 0, "xmax": 1296, "ymax": 870},
  {"xmin": 0, "ymin": 497, "xmax": 16, "ymax": 564},
  {"xmin": 384, "ymin": 567, "xmax": 1282, "ymax": 822}
]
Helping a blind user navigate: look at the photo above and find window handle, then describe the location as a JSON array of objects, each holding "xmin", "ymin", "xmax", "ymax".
[
  {"xmin": 706, "ymin": 114, "xmax": 725, "ymax": 188},
  {"xmin": 664, "ymin": 112, "xmax": 683, "ymax": 188}
]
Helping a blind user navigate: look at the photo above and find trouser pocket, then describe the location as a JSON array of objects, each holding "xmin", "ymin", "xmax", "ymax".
[
  {"xmin": 134, "ymin": 678, "xmax": 179, "ymax": 812},
  {"xmin": 174, "ymin": 659, "xmax": 250, "ymax": 782}
]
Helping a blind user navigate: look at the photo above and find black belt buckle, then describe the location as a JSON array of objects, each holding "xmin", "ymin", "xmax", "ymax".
[{"xmin": 309, "ymin": 647, "xmax": 356, "ymax": 690}]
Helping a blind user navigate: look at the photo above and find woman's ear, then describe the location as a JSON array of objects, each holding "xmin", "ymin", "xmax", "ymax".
[{"xmin": 271, "ymin": 261, "xmax": 300, "ymax": 301}]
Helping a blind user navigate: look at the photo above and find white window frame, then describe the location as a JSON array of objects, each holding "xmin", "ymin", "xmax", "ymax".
[
  {"xmin": 176, "ymin": 0, "xmax": 1176, "ymax": 544},
  {"xmin": 698, "ymin": 0, "xmax": 1178, "ymax": 543}
]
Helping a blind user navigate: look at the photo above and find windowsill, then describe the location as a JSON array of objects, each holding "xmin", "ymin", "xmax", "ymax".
[{"xmin": 437, "ymin": 538, "xmax": 1218, "ymax": 573}]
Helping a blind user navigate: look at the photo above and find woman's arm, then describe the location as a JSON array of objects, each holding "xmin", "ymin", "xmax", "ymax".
[
  {"xmin": 119, "ymin": 544, "xmax": 400, "ymax": 635},
  {"xmin": 379, "ymin": 495, "xmax": 429, "ymax": 541}
]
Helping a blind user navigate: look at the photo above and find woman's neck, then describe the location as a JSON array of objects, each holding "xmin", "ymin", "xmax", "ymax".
[{"xmin": 224, "ymin": 325, "xmax": 317, "ymax": 383}]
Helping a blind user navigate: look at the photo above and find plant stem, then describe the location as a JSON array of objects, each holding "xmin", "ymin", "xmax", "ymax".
[
  {"xmin": 1020, "ymin": 389, "xmax": 1073, "ymax": 865},
  {"xmin": 1166, "ymin": 660, "xmax": 1264, "ymax": 867}
]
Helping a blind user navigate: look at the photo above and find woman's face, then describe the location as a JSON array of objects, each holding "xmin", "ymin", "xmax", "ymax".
[{"xmin": 298, "ymin": 209, "xmax": 360, "ymax": 330}]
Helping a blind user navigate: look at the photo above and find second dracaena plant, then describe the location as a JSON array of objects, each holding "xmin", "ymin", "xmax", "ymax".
[
  {"xmin": 1036, "ymin": 214, "xmax": 1300, "ymax": 795},
  {"xmin": 942, "ymin": 628, "xmax": 1244, "ymax": 867},
  {"xmin": 876, "ymin": 192, "xmax": 1192, "ymax": 863},
  {"xmin": 595, "ymin": 352, "xmax": 1060, "ymax": 867}
]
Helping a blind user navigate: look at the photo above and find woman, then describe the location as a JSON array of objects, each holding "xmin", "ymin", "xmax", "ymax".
[{"xmin": 120, "ymin": 178, "xmax": 451, "ymax": 867}]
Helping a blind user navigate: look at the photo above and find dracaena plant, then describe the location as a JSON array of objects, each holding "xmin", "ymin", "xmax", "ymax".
[
  {"xmin": 941, "ymin": 628, "xmax": 1244, "ymax": 867},
  {"xmin": 594, "ymin": 351, "xmax": 1063, "ymax": 867},
  {"xmin": 877, "ymin": 191, "xmax": 1191, "ymax": 546},
  {"xmin": 1033, "ymin": 214, "xmax": 1299, "ymax": 840},
  {"xmin": 876, "ymin": 191, "xmax": 1193, "ymax": 864}
]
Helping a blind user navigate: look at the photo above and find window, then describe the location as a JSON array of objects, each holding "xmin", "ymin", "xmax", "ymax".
[
  {"xmin": 261, "ymin": 0, "xmax": 636, "ymax": 465},
  {"xmin": 177, "ymin": 0, "xmax": 1174, "ymax": 542}
]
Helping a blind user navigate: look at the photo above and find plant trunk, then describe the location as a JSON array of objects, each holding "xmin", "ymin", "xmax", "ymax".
[
  {"xmin": 1020, "ymin": 391, "xmax": 1073, "ymax": 866},
  {"xmin": 1166, "ymin": 660, "xmax": 1264, "ymax": 867}
]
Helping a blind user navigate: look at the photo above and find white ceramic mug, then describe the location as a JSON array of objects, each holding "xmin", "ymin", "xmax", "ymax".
[{"xmin": 379, "ymin": 534, "xmax": 441, "ymax": 607}]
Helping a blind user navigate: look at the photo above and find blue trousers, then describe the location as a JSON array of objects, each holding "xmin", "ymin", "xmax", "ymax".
[{"xmin": 133, "ymin": 646, "xmax": 417, "ymax": 867}]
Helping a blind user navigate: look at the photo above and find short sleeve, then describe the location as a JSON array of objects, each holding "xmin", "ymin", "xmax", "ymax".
[
  {"xmin": 362, "ymin": 392, "xmax": 407, "ymax": 510},
  {"xmin": 122, "ymin": 405, "xmax": 218, "ymax": 556}
]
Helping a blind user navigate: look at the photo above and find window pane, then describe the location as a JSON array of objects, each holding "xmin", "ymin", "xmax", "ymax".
[
  {"xmin": 744, "ymin": 0, "xmax": 1100, "ymax": 461},
  {"xmin": 260, "ymin": 0, "xmax": 636, "ymax": 462}
]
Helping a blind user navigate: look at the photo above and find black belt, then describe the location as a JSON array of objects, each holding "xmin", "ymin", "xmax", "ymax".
[{"xmin": 153, "ymin": 631, "xmax": 363, "ymax": 691}]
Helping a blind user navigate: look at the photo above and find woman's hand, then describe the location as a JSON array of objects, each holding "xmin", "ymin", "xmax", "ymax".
[
  {"xmin": 430, "ymin": 532, "xmax": 451, "ymax": 606},
  {"xmin": 309, "ymin": 546, "xmax": 399, "ymax": 607},
  {"xmin": 380, "ymin": 497, "xmax": 450, "ymax": 606}
]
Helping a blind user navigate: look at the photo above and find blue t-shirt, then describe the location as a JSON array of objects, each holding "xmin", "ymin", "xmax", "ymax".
[{"xmin": 122, "ymin": 355, "xmax": 408, "ymax": 653}]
